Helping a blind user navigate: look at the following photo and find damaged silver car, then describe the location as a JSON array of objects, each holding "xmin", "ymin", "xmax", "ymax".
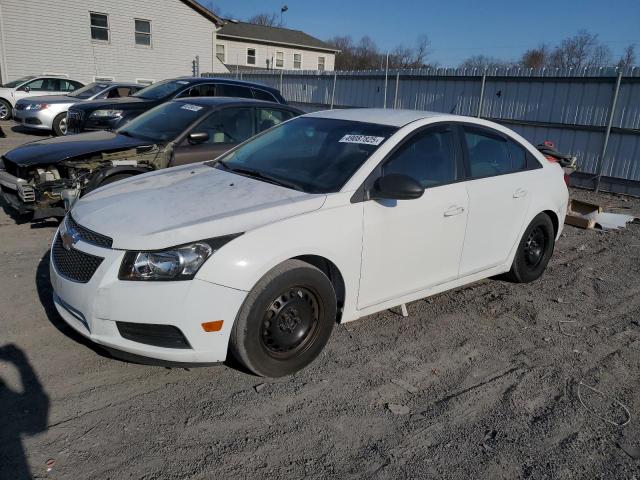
[{"xmin": 0, "ymin": 97, "xmax": 301, "ymax": 220}]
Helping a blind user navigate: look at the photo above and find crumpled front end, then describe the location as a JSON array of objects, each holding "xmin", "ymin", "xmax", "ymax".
[{"xmin": 0, "ymin": 144, "xmax": 171, "ymax": 220}]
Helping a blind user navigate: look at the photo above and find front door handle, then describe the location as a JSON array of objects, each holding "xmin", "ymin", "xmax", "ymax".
[
  {"xmin": 513, "ymin": 188, "xmax": 528, "ymax": 198},
  {"xmin": 444, "ymin": 205, "xmax": 465, "ymax": 217}
]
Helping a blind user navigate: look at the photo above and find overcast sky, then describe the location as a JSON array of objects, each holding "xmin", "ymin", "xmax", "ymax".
[{"xmin": 204, "ymin": 0, "xmax": 640, "ymax": 66}]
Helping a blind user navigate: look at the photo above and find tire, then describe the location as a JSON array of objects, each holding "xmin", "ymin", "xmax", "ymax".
[
  {"xmin": 52, "ymin": 112, "xmax": 68, "ymax": 136},
  {"xmin": 504, "ymin": 212, "xmax": 555, "ymax": 283},
  {"xmin": 230, "ymin": 259, "xmax": 337, "ymax": 377},
  {"xmin": 0, "ymin": 99, "xmax": 11, "ymax": 121}
]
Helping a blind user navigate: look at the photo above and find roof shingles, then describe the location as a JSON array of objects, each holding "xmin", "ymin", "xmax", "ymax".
[{"xmin": 217, "ymin": 21, "xmax": 338, "ymax": 52}]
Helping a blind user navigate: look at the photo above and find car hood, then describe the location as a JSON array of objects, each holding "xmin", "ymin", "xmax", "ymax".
[
  {"xmin": 72, "ymin": 164, "xmax": 327, "ymax": 250},
  {"xmin": 16, "ymin": 95, "xmax": 77, "ymax": 105},
  {"xmin": 73, "ymin": 96, "xmax": 156, "ymax": 112},
  {"xmin": 3, "ymin": 131, "xmax": 153, "ymax": 167}
]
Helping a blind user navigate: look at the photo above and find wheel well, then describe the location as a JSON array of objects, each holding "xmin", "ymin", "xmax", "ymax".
[
  {"xmin": 543, "ymin": 210, "xmax": 559, "ymax": 237},
  {"xmin": 293, "ymin": 255, "xmax": 345, "ymax": 323}
]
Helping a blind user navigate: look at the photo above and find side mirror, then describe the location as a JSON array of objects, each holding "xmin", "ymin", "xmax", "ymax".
[
  {"xmin": 370, "ymin": 173, "xmax": 424, "ymax": 200},
  {"xmin": 188, "ymin": 132, "xmax": 209, "ymax": 145},
  {"xmin": 19, "ymin": 86, "xmax": 31, "ymax": 93}
]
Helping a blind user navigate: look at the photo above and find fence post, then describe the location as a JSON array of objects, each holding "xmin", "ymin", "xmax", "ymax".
[
  {"xmin": 279, "ymin": 69, "xmax": 284, "ymax": 93},
  {"xmin": 383, "ymin": 53, "xmax": 389, "ymax": 108},
  {"xmin": 595, "ymin": 69, "xmax": 624, "ymax": 192},
  {"xmin": 477, "ymin": 70, "xmax": 487, "ymax": 117},
  {"xmin": 330, "ymin": 72, "xmax": 337, "ymax": 110},
  {"xmin": 393, "ymin": 72, "xmax": 400, "ymax": 109}
]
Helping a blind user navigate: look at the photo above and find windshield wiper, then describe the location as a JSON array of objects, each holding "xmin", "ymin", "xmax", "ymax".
[{"xmin": 219, "ymin": 163, "xmax": 304, "ymax": 192}]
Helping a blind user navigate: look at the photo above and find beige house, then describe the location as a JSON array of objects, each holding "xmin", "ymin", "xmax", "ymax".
[{"xmin": 215, "ymin": 21, "xmax": 338, "ymax": 72}]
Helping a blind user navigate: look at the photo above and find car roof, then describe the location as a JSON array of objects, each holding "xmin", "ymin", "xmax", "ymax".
[
  {"xmin": 96, "ymin": 82, "xmax": 146, "ymax": 88},
  {"xmin": 172, "ymin": 97, "xmax": 299, "ymax": 109},
  {"xmin": 305, "ymin": 108, "xmax": 452, "ymax": 127},
  {"xmin": 170, "ymin": 76, "xmax": 280, "ymax": 94}
]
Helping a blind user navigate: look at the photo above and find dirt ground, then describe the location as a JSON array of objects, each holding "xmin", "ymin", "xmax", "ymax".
[{"xmin": 1, "ymin": 121, "xmax": 640, "ymax": 479}]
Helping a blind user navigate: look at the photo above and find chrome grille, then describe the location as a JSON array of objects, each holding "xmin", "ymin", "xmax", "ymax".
[
  {"xmin": 52, "ymin": 234, "xmax": 104, "ymax": 283},
  {"xmin": 67, "ymin": 215, "xmax": 113, "ymax": 248}
]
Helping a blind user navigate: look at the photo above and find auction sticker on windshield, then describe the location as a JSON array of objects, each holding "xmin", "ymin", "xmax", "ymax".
[
  {"xmin": 181, "ymin": 104, "xmax": 203, "ymax": 112},
  {"xmin": 339, "ymin": 134, "xmax": 385, "ymax": 146}
]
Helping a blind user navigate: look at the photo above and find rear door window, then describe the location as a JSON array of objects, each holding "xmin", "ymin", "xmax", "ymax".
[
  {"xmin": 216, "ymin": 84, "xmax": 253, "ymax": 99},
  {"xmin": 463, "ymin": 129, "xmax": 517, "ymax": 178}
]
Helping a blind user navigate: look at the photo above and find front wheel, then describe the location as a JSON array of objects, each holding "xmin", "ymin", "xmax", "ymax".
[
  {"xmin": 0, "ymin": 99, "xmax": 11, "ymax": 121},
  {"xmin": 230, "ymin": 259, "xmax": 337, "ymax": 377},
  {"xmin": 52, "ymin": 112, "xmax": 68, "ymax": 136},
  {"xmin": 504, "ymin": 213, "xmax": 555, "ymax": 283}
]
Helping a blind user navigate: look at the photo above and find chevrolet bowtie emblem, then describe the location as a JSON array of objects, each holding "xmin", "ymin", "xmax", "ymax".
[{"xmin": 61, "ymin": 224, "xmax": 80, "ymax": 251}]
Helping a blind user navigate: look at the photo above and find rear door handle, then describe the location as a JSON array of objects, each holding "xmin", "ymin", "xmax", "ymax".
[
  {"xmin": 513, "ymin": 188, "xmax": 528, "ymax": 198},
  {"xmin": 444, "ymin": 205, "xmax": 465, "ymax": 217}
]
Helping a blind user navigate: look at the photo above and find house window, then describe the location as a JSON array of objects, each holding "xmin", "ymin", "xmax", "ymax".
[
  {"xmin": 275, "ymin": 51, "xmax": 284, "ymax": 68},
  {"xmin": 293, "ymin": 53, "xmax": 302, "ymax": 69},
  {"xmin": 318, "ymin": 56, "xmax": 325, "ymax": 71},
  {"xmin": 135, "ymin": 19, "xmax": 152, "ymax": 46},
  {"xmin": 90, "ymin": 12, "xmax": 109, "ymax": 42},
  {"xmin": 216, "ymin": 44, "xmax": 225, "ymax": 63},
  {"xmin": 247, "ymin": 48, "xmax": 256, "ymax": 65}
]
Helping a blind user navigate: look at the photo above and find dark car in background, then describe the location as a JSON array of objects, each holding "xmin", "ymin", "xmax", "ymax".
[
  {"xmin": 0, "ymin": 97, "xmax": 301, "ymax": 220},
  {"xmin": 66, "ymin": 77, "xmax": 287, "ymax": 134}
]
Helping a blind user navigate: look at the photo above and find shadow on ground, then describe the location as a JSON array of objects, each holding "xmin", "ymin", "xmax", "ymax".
[{"xmin": 0, "ymin": 344, "xmax": 49, "ymax": 480}]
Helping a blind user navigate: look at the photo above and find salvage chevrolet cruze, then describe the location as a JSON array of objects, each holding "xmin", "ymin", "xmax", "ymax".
[{"xmin": 49, "ymin": 109, "xmax": 568, "ymax": 377}]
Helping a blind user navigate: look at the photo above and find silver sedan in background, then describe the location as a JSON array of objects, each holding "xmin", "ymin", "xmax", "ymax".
[{"xmin": 12, "ymin": 82, "xmax": 144, "ymax": 135}]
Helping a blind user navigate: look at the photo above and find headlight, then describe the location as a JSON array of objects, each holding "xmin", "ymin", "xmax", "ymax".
[
  {"xmin": 90, "ymin": 109, "xmax": 123, "ymax": 118},
  {"xmin": 25, "ymin": 103, "xmax": 49, "ymax": 111},
  {"xmin": 118, "ymin": 234, "xmax": 242, "ymax": 281}
]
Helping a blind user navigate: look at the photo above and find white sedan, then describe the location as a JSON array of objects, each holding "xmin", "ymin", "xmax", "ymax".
[{"xmin": 49, "ymin": 109, "xmax": 568, "ymax": 377}]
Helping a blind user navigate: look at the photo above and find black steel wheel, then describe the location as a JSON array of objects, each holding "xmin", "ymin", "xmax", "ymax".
[
  {"xmin": 230, "ymin": 260, "xmax": 336, "ymax": 377},
  {"xmin": 504, "ymin": 212, "xmax": 555, "ymax": 283}
]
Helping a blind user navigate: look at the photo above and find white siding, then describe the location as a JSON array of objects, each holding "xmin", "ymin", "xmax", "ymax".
[
  {"xmin": 0, "ymin": 0, "xmax": 228, "ymax": 84},
  {"xmin": 217, "ymin": 38, "xmax": 335, "ymax": 71}
]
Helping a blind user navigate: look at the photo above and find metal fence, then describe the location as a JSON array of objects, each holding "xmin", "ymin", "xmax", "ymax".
[{"xmin": 207, "ymin": 67, "xmax": 640, "ymax": 195}]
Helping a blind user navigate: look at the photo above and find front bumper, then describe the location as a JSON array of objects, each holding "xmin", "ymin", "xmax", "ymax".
[
  {"xmin": 49, "ymin": 232, "xmax": 247, "ymax": 364},
  {"xmin": 12, "ymin": 108, "xmax": 55, "ymax": 130}
]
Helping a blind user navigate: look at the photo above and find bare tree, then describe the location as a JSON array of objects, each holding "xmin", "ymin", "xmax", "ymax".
[
  {"xmin": 521, "ymin": 45, "xmax": 549, "ymax": 69},
  {"xmin": 547, "ymin": 30, "xmax": 612, "ymax": 68},
  {"xmin": 327, "ymin": 35, "xmax": 432, "ymax": 70},
  {"xmin": 617, "ymin": 44, "xmax": 636, "ymax": 69},
  {"xmin": 460, "ymin": 55, "xmax": 513, "ymax": 70},
  {"xmin": 388, "ymin": 35, "xmax": 431, "ymax": 69},
  {"xmin": 247, "ymin": 13, "xmax": 282, "ymax": 27}
]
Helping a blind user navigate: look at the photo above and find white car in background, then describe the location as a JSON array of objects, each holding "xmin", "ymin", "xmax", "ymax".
[
  {"xmin": 0, "ymin": 76, "xmax": 84, "ymax": 121},
  {"xmin": 49, "ymin": 109, "xmax": 568, "ymax": 377},
  {"xmin": 13, "ymin": 82, "xmax": 143, "ymax": 135}
]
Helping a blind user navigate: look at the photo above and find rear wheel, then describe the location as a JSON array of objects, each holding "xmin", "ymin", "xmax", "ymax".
[
  {"xmin": 504, "ymin": 213, "xmax": 555, "ymax": 283},
  {"xmin": 0, "ymin": 99, "xmax": 11, "ymax": 121},
  {"xmin": 230, "ymin": 259, "xmax": 336, "ymax": 377},
  {"xmin": 52, "ymin": 113, "xmax": 68, "ymax": 136}
]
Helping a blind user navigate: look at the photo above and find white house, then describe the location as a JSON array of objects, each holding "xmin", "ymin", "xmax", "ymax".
[
  {"xmin": 0, "ymin": 0, "xmax": 229, "ymax": 85},
  {"xmin": 215, "ymin": 21, "xmax": 338, "ymax": 72}
]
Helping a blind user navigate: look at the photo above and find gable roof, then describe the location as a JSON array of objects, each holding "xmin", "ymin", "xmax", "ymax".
[
  {"xmin": 217, "ymin": 21, "xmax": 338, "ymax": 53},
  {"xmin": 180, "ymin": 0, "xmax": 224, "ymax": 26}
]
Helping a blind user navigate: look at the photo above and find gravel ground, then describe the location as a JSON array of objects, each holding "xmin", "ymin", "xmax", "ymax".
[{"xmin": 1, "ymin": 122, "xmax": 640, "ymax": 479}]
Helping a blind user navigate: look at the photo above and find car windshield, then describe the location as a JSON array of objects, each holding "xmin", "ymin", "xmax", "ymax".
[
  {"xmin": 3, "ymin": 76, "xmax": 36, "ymax": 88},
  {"xmin": 117, "ymin": 101, "xmax": 208, "ymax": 142},
  {"xmin": 68, "ymin": 82, "xmax": 109, "ymax": 99},
  {"xmin": 133, "ymin": 79, "xmax": 188, "ymax": 100},
  {"xmin": 211, "ymin": 117, "xmax": 397, "ymax": 194}
]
